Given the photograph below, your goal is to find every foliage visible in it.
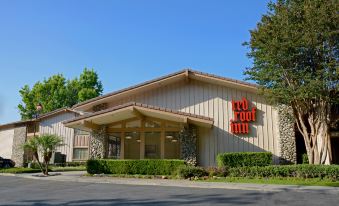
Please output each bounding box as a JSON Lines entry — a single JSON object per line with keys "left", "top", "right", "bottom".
{"left": 228, "top": 165, "right": 339, "bottom": 181}
{"left": 65, "top": 161, "right": 87, "bottom": 167}
{"left": 302, "top": 153, "right": 309, "bottom": 164}
{"left": 217, "top": 152, "right": 272, "bottom": 167}
{"left": 175, "top": 165, "right": 208, "bottom": 179}
{"left": 86, "top": 159, "right": 185, "bottom": 175}
{"left": 244, "top": 0, "right": 338, "bottom": 164}
{"left": 206, "top": 166, "right": 229, "bottom": 177}
{"left": 18, "top": 68, "right": 103, "bottom": 120}
{"left": 0, "top": 167, "right": 40, "bottom": 174}
{"left": 23, "top": 134, "right": 63, "bottom": 175}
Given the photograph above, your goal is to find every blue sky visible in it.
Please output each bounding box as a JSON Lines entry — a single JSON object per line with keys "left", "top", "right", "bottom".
{"left": 0, "top": 0, "right": 270, "bottom": 124}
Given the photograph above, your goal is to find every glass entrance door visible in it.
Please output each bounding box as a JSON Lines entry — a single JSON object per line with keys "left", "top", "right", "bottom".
{"left": 145, "top": 132, "right": 161, "bottom": 159}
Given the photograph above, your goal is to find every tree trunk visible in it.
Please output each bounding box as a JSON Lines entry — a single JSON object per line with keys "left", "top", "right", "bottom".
{"left": 316, "top": 121, "right": 332, "bottom": 164}
{"left": 33, "top": 152, "right": 45, "bottom": 175}
{"left": 293, "top": 101, "right": 332, "bottom": 165}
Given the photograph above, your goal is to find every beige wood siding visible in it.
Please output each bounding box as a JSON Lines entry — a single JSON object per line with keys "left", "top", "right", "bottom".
{"left": 39, "top": 112, "right": 76, "bottom": 162}
{"left": 89, "top": 79, "right": 281, "bottom": 166}
{"left": 0, "top": 128, "right": 15, "bottom": 159}
{"left": 74, "top": 135, "right": 89, "bottom": 147}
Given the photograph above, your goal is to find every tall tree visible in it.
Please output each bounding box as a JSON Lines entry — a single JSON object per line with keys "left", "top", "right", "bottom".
{"left": 78, "top": 68, "right": 103, "bottom": 102}
{"left": 18, "top": 68, "right": 103, "bottom": 119}
{"left": 244, "top": 0, "right": 338, "bottom": 164}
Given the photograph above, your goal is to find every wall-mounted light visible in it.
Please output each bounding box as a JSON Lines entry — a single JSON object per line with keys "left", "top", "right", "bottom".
{"left": 125, "top": 136, "right": 132, "bottom": 140}
{"left": 166, "top": 135, "right": 173, "bottom": 139}
{"left": 171, "top": 139, "right": 178, "bottom": 143}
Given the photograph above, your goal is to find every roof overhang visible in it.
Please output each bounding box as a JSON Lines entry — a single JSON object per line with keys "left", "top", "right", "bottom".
{"left": 72, "top": 69, "right": 258, "bottom": 111}
{"left": 64, "top": 102, "right": 213, "bottom": 132}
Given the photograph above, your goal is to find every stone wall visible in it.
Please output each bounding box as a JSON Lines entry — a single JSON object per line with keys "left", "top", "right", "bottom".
{"left": 179, "top": 125, "right": 197, "bottom": 166}
{"left": 277, "top": 105, "right": 297, "bottom": 164}
{"left": 11, "top": 126, "right": 27, "bottom": 167}
{"left": 89, "top": 126, "right": 107, "bottom": 159}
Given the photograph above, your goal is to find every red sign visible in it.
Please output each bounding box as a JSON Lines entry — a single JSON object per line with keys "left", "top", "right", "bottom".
{"left": 230, "top": 97, "right": 256, "bottom": 134}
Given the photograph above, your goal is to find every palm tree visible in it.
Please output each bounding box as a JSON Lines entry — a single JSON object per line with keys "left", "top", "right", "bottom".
{"left": 22, "top": 136, "right": 44, "bottom": 173}
{"left": 23, "top": 134, "right": 63, "bottom": 175}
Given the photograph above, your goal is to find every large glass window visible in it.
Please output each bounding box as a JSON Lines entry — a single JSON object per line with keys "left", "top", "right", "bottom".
{"left": 164, "top": 132, "right": 180, "bottom": 159}
{"left": 145, "top": 120, "right": 161, "bottom": 128}
{"left": 107, "top": 133, "right": 121, "bottom": 159}
{"left": 145, "top": 132, "right": 161, "bottom": 159}
{"left": 73, "top": 148, "right": 88, "bottom": 160}
{"left": 126, "top": 120, "right": 141, "bottom": 128}
{"left": 124, "top": 132, "right": 140, "bottom": 159}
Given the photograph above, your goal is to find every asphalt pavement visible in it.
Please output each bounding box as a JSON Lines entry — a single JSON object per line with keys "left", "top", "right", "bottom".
{"left": 0, "top": 174, "right": 338, "bottom": 206}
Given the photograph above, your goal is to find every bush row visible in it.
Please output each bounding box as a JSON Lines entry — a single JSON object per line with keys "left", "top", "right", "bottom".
{"left": 217, "top": 152, "right": 272, "bottom": 167}
{"left": 87, "top": 159, "right": 185, "bottom": 175}
{"left": 228, "top": 165, "right": 339, "bottom": 180}
{"left": 175, "top": 164, "right": 339, "bottom": 180}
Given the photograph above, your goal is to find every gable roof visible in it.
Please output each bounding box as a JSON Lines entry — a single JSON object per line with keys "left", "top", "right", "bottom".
{"left": 0, "top": 107, "right": 79, "bottom": 130}
{"left": 64, "top": 102, "right": 214, "bottom": 130}
{"left": 72, "top": 69, "right": 258, "bottom": 111}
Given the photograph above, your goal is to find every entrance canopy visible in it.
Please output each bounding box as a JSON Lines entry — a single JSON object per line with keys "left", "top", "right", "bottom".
{"left": 63, "top": 102, "right": 213, "bottom": 132}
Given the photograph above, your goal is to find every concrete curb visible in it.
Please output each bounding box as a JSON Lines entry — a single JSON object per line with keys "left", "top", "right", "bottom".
{"left": 1, "top": 172, "right": 338, "bottom": 193}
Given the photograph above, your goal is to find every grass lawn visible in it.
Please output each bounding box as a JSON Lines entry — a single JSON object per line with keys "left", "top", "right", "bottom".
{"left": 50, "top": 166, "right": 86, "bottom": 172}
{"left": 201, "top": 177, "right": 339, "bottom": 187}
{"left": 0, "top": 166, "right": 86, "bottom": 174}
{"left": 0, "top": 167, "right": 40, "bottom": 173}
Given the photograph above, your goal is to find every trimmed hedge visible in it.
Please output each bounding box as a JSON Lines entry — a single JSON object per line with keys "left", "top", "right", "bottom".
{"left": 228, "top": 165, "right": 339, "bottom": 181}
{"left": 217, "top": 152, "right": 272, "bottom": 167}
{"left": 87, "top": 159, "right": 185, "bottom": 175}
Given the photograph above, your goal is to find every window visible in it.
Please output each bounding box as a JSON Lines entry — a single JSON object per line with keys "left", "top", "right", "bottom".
{"left": 164, "top": 132, "right": 180, "bottom": 159}
{"left": 145, "top": 132, "right": 161, "bottom": 159}
{"left": 73, "top": 148, "right": 88, "bottom": 160}
{"left": 124, "top": 132, "right": 140, "bottom": 159}
{"left": 75, "top": 129, "right": 89, "bottom": 135}
{"left": 145, "top": 120, "right": 161, "bottom": 128}
{"left": 108, "top": 133, "right": 121, "bottom": 159}
{"left": 126, "top": 120, "right": 141, "bottom": 128}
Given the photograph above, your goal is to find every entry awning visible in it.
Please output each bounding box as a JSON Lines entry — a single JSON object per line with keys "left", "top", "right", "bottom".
{"left": 64, "top": 102, "right": 214, "bottom": 131}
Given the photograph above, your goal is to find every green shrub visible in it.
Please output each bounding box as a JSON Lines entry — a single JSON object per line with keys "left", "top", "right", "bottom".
{"left": 217, "top": 152, "right": 272, "bottom": 167}
{"left": 228, "top": 165, "right": 339, "bottom": 181}
{"left": 207, "top": 167, "right": 229, "bottom": 177}
{"left": 65, "top": 162, "right": 87, "bottom": 167}
{"left": 87, "top": 159, "right": 185, "bottom": 175}
{"left": 302, "top": 154, "right": 309, "bottom": 164}
{"left": 176, "top": 165, "right": 208, "bottom": 178}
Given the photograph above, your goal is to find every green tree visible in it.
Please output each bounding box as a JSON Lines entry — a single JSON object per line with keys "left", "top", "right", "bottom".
{"left": 18, "top": 68, "right": 103, "bottom": 119}
{"left": 244, "top": 0, "right": 338, "bottom": 164}
{"left": 23, "top": 134, "right": 63, "bottom": 175}
{"left": 78, "top": 68, "right": 103, "bottom": 102}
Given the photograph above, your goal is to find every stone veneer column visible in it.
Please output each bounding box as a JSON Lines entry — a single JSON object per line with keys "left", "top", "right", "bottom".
{"left": 277, "top": 105, "right": 297, "bottom": 164}
{"left": 11, "top": 125, "right": 27, "bottom": 167}
{"left": 179, "top": 125, "right": 197, "bottom": 166}
{"left": 89, "top": 126, "right": 108, "bottom": 159}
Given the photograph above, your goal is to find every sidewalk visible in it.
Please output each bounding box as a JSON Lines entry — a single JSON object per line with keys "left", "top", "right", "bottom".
{"left": 1, "top": 171, "right": 338, "bottom": 193}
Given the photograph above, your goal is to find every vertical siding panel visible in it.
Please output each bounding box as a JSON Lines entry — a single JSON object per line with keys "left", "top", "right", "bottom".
{"left": 175, "top": 83, "right": 181, "bottom": 111}
{"left": 217, "top": 86, "right": 224, "bottom": 154}
{"left": 212, "top": 84, "right": 218, "bottom": 165}
{"left": 222, "top": 87, "right": 229, "bottom": 153}
{"left": 259, "top": 97, "right": 265, "bottom": 151}
{"left": 261, "top": 99, "right": 269, "bottom": 151}
{"left": 252, "top": 95, "right": 260, "bottom": 152}
{"left": 267, "top": 105, "right": 274, "bottom": 154}
{"left": 227, "top": 87, "right": 234, "bottom": 152}
{"left": 189, "top": 82, "right": 195, "bottom": 114}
